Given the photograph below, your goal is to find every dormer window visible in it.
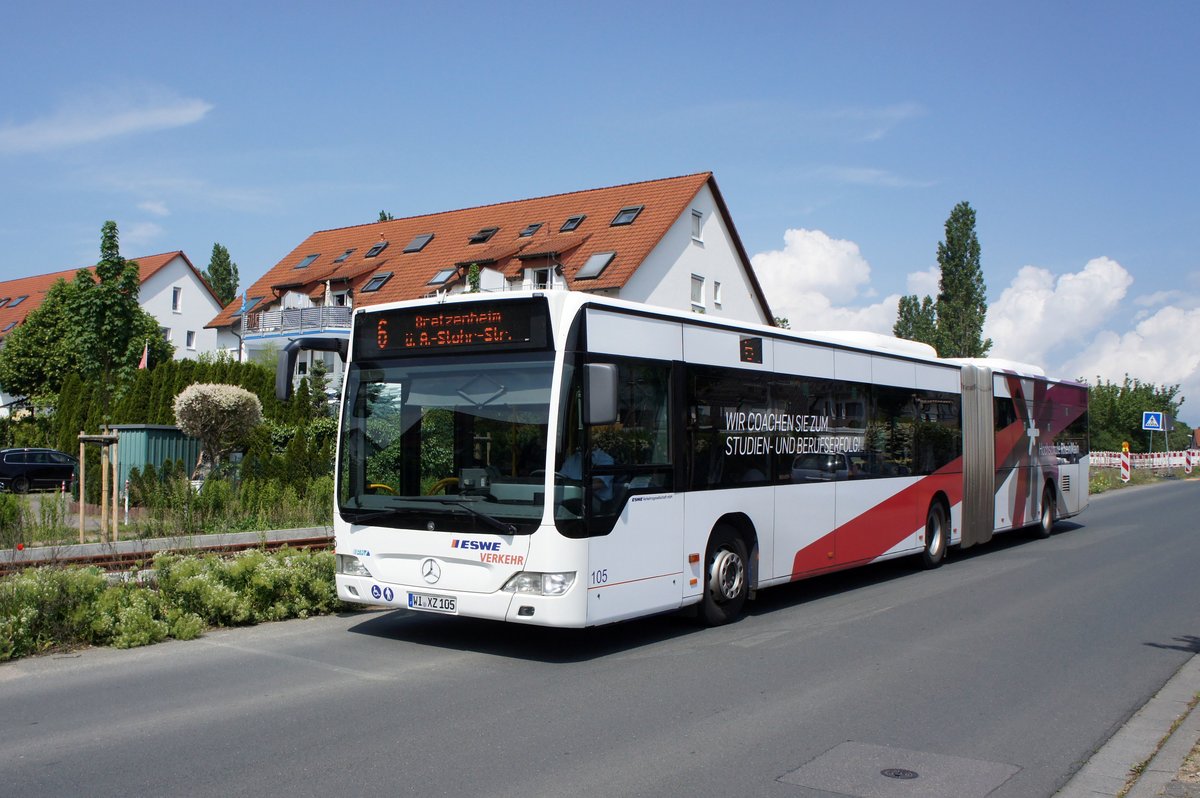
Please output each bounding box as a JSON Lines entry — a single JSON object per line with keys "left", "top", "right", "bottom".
{"left": 518, "top": 223, "right": 543, "bottom": 237}
{"left": 295, "top": 253, "right": 319, "bottom": 269}
{"left": 405, "top": 233, "right": 434, "bottom": 253}
{"left": 469, "top": 227, "right": 499, "bottom": 244}
{"left": 365, "top": 241, "right": 389, "bottom": 258}
{"left": 361, "top": 272, "right": 393, "bottom": 292}
{"left": 610, "top": 205, "right": 643, "bottom": 226}
{"left": 560, "top": 214, "right": 586, "bottom": 232}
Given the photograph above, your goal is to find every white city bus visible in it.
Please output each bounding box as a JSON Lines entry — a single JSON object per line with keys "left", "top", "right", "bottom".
{"left": 286, "top": 291, "right": 1088, "bottom": 627}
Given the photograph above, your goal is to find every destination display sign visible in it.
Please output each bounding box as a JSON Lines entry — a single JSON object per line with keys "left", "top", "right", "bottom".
{"left": 740, "top": 336, "right": 763, "bottom": 364}
{"left": 357, "top": 298, "right": 551, "bottom": 356}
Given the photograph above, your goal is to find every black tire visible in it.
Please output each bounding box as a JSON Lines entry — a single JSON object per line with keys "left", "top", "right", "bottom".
{"left": 12, "top": 475, "right": 29, "bottom": 494}
{"left": 700, "top": 524, "right": 749, "bottom": 626}
{"left": 1033, "top": 484, "right": 1055, "bottom": 539}
{"left": 921, "top": 501, "right": 947, "bottom": 569}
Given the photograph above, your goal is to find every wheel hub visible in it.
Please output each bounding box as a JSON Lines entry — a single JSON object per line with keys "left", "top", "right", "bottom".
{"left": 709, "top": 548, "right": 745, "bottom": 602}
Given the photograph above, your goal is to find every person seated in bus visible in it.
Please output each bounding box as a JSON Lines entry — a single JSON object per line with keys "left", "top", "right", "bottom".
{"left": 560, "top": 446, "right": 615, "bottom": 502}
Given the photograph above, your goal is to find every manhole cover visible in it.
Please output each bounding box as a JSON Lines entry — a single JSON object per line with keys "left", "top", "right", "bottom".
{"left": 779, "top": 742, "right": 1020, "bottom": 798}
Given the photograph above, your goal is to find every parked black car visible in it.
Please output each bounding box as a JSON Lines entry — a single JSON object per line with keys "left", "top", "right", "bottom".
{"left": 0, "top": 448, "right": 78, "bottom": 493}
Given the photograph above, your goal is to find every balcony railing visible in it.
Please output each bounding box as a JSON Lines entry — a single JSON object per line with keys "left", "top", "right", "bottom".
{"left": 241, "top": 305, "right": 352, "bottom": 337}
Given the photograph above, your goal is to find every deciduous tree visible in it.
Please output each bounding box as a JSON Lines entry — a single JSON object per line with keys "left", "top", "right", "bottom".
{"left": 893, "top": 294, "right": 937, "bottom": 347}
{"left": 174, "top": 383, "right": 263, "bottom": 475}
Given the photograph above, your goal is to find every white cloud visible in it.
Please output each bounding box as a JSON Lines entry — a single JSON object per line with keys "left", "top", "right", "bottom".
{"left": 820, "top": 102, "right": 926, "bottom": 142}
{"left": 753, "top": 228, "right": 872, "bottom": 305}
{"left": 906, "top": 266, "right": 940, "bottom": 298}
{"left": 752, "top": 228, "right": 904, "bottom": 332}
{"left": 0, "top": 88, "right": 212, "bottom": 154}
{"left": 813, "top": 166, "right": 936, "bottom": 189}
{"left": 138, "top": 200, "right": 170, "bottom": 217}
{"left": 1062, "top": 305, "right": 1200, "bottom": 396}
{"left": 120, "top": 222, "right": 164, "bottom": 251}
{"left": 752, "top": 231, "right": 1200, "bottom": 420}
{"left": 984, "top": 256, "right": 1133, "bottom": 366}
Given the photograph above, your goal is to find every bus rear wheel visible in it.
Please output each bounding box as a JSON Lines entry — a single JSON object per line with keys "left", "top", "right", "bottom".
{"left": 700, "top": 525, "right": 748, "bottom": 626}
{"left": 921, "top": 502, "right": 947, "bottom": 569}
{"left": 1033, "top": 484, "right": 1056, "bottom": 539}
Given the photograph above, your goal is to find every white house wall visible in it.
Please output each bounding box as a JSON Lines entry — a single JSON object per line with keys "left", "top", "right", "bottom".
{"left": 138, "top": 255, "right": 224, "bottom": 359}
{"left": 618, "top": 183, "right": 770, "bottom": 325}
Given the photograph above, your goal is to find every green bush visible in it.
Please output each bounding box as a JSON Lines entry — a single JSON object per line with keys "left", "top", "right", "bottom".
{"left": 0, "top": 493, "right": 26, "bottom": 549}
{"left": 0, "top": 567, "right": 107, "bottom": 659}
{"left": 0, "top": 548, "right": 345, "bottom": 662}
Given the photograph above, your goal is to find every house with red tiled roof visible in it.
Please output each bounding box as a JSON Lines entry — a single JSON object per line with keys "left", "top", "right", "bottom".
{"left": 207, "top": 172, "right": 772, "bottom": 382}
{"left": 0, "top": 251, "right": 224, "bottom": 413}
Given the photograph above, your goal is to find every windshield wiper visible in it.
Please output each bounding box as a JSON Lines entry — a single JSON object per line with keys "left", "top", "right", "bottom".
{"left": 408, "top": 497, "right": 518, "bottom": 535}
{"left": 341, "top": 505, "right": 426, "bottom": 525}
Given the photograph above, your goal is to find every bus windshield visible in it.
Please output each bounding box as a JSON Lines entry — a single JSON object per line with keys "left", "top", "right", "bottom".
{"left": 338, "top": 352, "right": 554, "bottom": 534}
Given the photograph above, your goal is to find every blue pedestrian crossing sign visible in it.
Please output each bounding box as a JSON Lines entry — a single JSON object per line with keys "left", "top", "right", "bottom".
{"left": 1142, "top": 411, "right": 1164, "bottom": 431}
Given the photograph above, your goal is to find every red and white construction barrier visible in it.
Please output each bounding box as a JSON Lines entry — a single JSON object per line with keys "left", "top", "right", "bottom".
{"left": 1187, "top": 450, "right": 1194, "bottom": 475}
{"left": 1121, "top": 450, "right": 1130, "bottom": 482}
{"left": 1091, "top": 450, "right": 1200, "bottom": 470}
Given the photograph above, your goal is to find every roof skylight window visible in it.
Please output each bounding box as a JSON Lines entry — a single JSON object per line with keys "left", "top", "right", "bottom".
{"left": 575, "top": 251, "right": 615, "bottom": 280}
{"left": 232, "top": 297, "right": 263, "bottom": 317}
{"left": 427, "top": 268, "right": 457, "bottom": 285}
{"left": 610, "top": 206, "right": 643, "bottom": 226}
{"left": 0, "top": 298, "right": 9, "bottom": 308}
{"left": 560, "top": 214, "right": 586, "bottom": 232}
{"left": 2, "top": 321, "right": 16, "bottom": 332}
{"left": 295, "top": 254, "right": 319, "bottom": 270}
{"left": 518, "top": 223, "right": 543, "bottom": 238}
{"left": 405, "top": 233, "right": 435, "bottom": 253}
{"left": 361, "top": 272, "right": 393, "bottom": 293}
{"left": 365, "top": 241, "right": 389, "bottom": 258}
{"left": 468, "top": 227, "right": 499, "bottom": 244}
{"left": 333, "top": 249, "right": 356, "bottom": 263}
{"left": 8, "top": 295, "right": 27, "bottom": 308}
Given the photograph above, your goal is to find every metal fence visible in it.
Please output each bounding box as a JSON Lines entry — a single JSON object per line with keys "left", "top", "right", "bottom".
{"left": 242, "top": 305, "right": 352, "bottom": 335}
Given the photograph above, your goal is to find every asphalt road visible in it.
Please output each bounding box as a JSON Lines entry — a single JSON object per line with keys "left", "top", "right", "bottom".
{"left": 2, "top": 480, "right": 1198, "bottom": 798}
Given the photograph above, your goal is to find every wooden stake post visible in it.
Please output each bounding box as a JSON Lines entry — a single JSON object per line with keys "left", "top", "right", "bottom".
{"left": 77, "top": 431, "right": 120, "bottom": 544}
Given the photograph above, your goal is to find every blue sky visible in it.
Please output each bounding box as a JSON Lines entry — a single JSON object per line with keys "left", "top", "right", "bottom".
{"left": 2, "top": 2, "right": 1199, "bottom": 422}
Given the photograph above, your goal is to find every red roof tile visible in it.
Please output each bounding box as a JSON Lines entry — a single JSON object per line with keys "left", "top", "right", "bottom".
{"left": 0, "top": 252, "right": 213, "bottom": 343}
{"left": 207, "top": 172, "right": 772, "bottom": 328}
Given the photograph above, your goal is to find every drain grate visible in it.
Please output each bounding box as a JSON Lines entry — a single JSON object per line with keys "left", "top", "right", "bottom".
{"left": 880, "top": 768, "right": 919, "bottom": 780}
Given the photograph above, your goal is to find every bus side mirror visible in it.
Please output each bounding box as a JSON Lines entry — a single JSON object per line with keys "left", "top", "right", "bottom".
{"left": 583, "top": 363, "right": 618, "bottom": 426}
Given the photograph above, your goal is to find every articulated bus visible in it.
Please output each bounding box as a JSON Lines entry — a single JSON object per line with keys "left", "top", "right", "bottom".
{"left": 284, "top": 291, "right": 1088, "bottom": 627}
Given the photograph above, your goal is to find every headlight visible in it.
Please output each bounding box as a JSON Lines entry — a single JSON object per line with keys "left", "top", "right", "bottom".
{"left": 502, "top": 571, "right": 576, "bottom": 596}
{"left": 337, "top": 554, "right": 371, "bottom": 577}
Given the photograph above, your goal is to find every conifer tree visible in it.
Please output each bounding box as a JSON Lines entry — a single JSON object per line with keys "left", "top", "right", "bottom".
{"left": 934, "top": 202, "right": 991, "bottom": 357}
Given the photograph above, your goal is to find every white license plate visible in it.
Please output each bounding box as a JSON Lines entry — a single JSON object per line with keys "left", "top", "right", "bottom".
{"left": 408, "top": 592, "right": 457, "bottom": 614}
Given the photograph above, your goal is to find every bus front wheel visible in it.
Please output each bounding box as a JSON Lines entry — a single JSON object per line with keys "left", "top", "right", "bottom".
{"left": 700, "top": 525, "right": 748, "bottom": 625}
{"left": 921, "top": 502, "right": 947, "bottom": 569}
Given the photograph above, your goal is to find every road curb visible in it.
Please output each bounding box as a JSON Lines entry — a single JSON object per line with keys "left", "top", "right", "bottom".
{"left": 1057, "top": 654, "right": 1200, "bottom": 797}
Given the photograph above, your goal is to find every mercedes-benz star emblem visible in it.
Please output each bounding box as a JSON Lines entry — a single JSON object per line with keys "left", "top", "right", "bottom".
{"left": 421, "top": 558, "right": 442, "bottom": 584}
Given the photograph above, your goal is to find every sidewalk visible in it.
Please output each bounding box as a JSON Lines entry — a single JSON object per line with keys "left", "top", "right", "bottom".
{"left": 0, "top": 526, "right": 331, "bottom": 567}
{"left": 1058, "top": 654, "right": 1200, "bottom": 797}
